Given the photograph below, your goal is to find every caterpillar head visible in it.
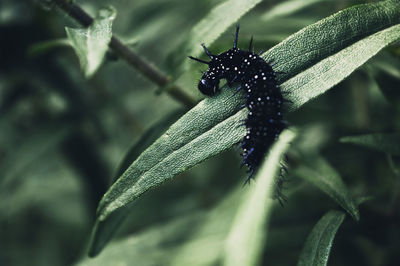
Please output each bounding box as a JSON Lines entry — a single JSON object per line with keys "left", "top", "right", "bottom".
{"left": 189, "top": 43, "right": 224, "bottom": 96}
{"left": 191, "top": 25, "right": 244, "bottom": 97}
{"left": 198, "top": 69, "right": 221, "bottom": 96}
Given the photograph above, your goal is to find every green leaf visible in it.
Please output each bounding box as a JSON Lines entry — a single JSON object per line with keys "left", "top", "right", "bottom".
{"left": 91, "top": 0, "right": 400, "bottom": 255}
{"left": 278, "top": 20, "right": 400, "bottom": 110}
{"left": 65, "top": 7, "right": 116, "bottom": 78}
{"left": 186, "top": 0, "right": 263, "bottom": 58}
{"left": 340, "top": 133, "right": 400, "bottom": 155}
{"left": 82, "top": 130, "right": 293, "bottom": 266}
{"left": 97, "top": 88, "right": 247, "bottom": 221}
{"left": 167, "top": 187, "right": 248, "bottom": 266}
{"left": 297, "top": 210, "right": 346, "bottom": 266}
{"left": 27, "top": 38, "right": 71, "bottom": 57}
{"left": 356, "top": 196, "right": 374, "bottom": 206}
{"left": 295, "top": 156, "right": 359, "bottom": 221}
{"left": 223, "top": 130, "right": 296, "bottom": 266}
{"left": 262, "top": 0, "right": 332, "bottom": 21}
{"left": 81, "top": 184, "right": 250, "bottom": 266}
{"left": 112, "top": 110, "right": 186, "bottom": 183}
{"left": 87, "top": 109, "right": 185, "bottom": 257}
{"left": 80, "top": 211, "right": 210, "bottom": 266}
{"left": 89, "top": 88, "right": 246, "bottom": 255}
{"left": 265, "top": 0, "right": 400, "bottom": 85}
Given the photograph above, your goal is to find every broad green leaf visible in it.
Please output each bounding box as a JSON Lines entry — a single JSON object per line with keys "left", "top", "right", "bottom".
{"left": 340, "top": 133, "right": 400, "bottom": 155}
{"left": 91, "top": 0, "right": 400, "bottom": 255}
{"left": 297, "top": 210, "right": 345, "bottom": 266}
{"left": 262, "top": 0, "right": 332, "bottom": 21}
{"left": 295, "top": 156, "right": 359, "bottom": 221}
{"left": 223, "top": 130, "right": 296, "bottom": 266}
{"left": 65, "top": 7, "right": 116, "bottom": 78}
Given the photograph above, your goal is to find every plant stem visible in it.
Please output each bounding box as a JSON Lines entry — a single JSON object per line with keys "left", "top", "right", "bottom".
{"left": 52, "top": 0, "right": 196, "bottom": 108}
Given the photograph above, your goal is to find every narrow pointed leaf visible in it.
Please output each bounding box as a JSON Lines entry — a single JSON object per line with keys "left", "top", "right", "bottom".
{"left": 223, "top": 130, "right": 296, "bottom": 266}
{"left": 262, "top": 0, "right": 331, "bottom": 21}
{"left": 265, "top": 0, "right": 400, "bottom": 83}
{"left": 281, "top": 23, "right": 400, "bottom": 110}
{"left": 340, "top": 133, "right": 400, "bottom": 155}
{"left": 187, "top": 0, "right": 264, "bottom": 58}
{"left": 297, "top": 210, "right": 346, "bottom": 266}
{"left": 295, "top": 156, "right": 359, "bottom": 221}
{"left": 112, "top": 110, "right": 186, "bottom": 183}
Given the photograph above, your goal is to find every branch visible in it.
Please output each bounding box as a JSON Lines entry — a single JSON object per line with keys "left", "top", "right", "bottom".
{"left": 52, "top": 0, "right": 196, "bottom": 108}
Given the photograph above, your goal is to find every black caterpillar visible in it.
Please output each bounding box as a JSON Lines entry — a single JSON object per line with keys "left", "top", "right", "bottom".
{"left": 190, "top": 25, "right": 286, "bottom": 186}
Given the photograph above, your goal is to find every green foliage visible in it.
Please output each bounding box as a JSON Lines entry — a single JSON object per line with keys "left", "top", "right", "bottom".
{"left": 294, "top": 156, "right": 360, "bottom": 221}
{"left": 88, "top": 109, "right": 185, "bottom": 256}
{"left": 66, "top": 7, "right": 116, "bottom": 77}
{"left": 340, "top": 133, "right": 400, "bottom": 155}
{"left": 96, "top": 89, "right": 246, "bottom": 221}
{"left": 81, "top": 130, "right": 295, "bottom": 266}
{"left": 91, "top": 0, "right": 400, "bottom": 257}
{"left": 282, "top": 23, "right": 400, "bottom": 110}
{"left": 2, "top": 0, "right": 400, "bottom": 266}
{"left": 186, "top": 0, "right": 264, "bottom": 58}
{"left": 262, "top": 0, "right": 332, "bottom": 21}
{"left": 297, "top": 210, "right": 346, "bottom": 266}
{"left": 223, "top": 130, "right": 296, "bottom": 266}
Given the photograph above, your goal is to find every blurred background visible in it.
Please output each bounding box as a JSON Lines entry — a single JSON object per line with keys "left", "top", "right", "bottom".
{"left": 1, "top": 0, "right": 400, "bottom": 265}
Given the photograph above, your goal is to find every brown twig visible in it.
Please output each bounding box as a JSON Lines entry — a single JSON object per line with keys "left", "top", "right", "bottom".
{"left": 52, "top": 0, "right": 196, "bottom": 108}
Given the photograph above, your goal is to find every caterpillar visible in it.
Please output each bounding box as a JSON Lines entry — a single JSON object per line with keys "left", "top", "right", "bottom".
{"left": 190, "top": 25, "right": 287, "bottom": 189}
